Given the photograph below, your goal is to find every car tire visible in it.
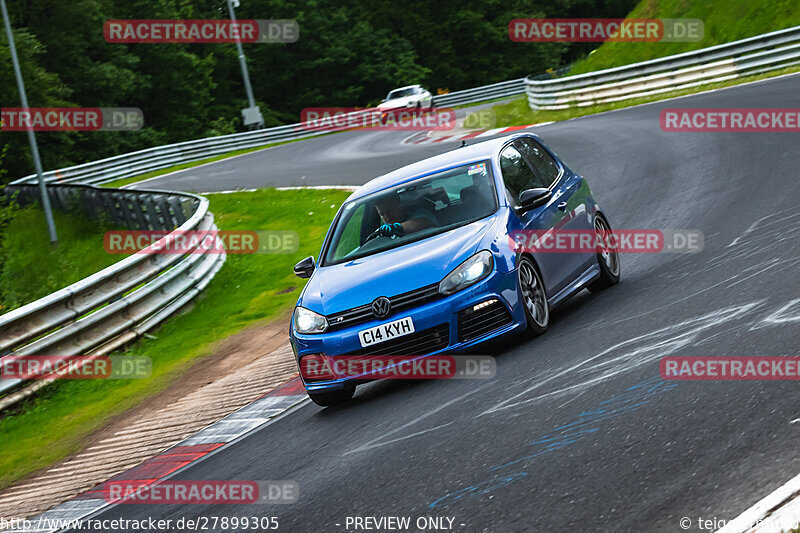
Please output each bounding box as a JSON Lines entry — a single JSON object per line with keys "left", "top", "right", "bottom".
{"left": 517, "top": 256, "right": 549, "bottom": 336}
{"left": 308, "top": 387, "right": 354, "bottom": 407}
{"left": 587, "top": 213, "right": 621, "bottom": 293}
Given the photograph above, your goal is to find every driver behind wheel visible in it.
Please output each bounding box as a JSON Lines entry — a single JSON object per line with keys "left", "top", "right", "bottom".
{"left": 374, "top": 195, "right": 436, "bottom": 238}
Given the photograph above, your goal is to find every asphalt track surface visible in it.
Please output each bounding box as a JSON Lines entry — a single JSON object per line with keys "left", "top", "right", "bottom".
{"left": 128, "top": 103, "right": 512, "bottom": 192}
{"left": 82, "top": 74, "right": 800, "bottom": 532}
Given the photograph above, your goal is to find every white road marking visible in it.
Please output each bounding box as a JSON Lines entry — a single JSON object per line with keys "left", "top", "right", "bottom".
{"left": 274, "top": 185, "right": 358, "bottom": 190}
{"left": 753, "top": 297, "right": 800, "bottom": 328}
{"left": 199, "top": 188, "right": 258, "bottom": 194}
{"left": 474, "top": 127, "right": 508, "bottom": 138}
{"left": 480, "top": 302, "right": 762, "bottom": 416}
{"left": 716, "top": 472, "right": 800, "bottom": 533}
{"left": 727, "top": 207, "right": 800, "bottom": 247}
{"left": 343, "top": 384, "right": 491, "bottom": 455}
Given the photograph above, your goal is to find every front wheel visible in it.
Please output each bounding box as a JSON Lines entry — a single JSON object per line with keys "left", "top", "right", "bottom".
{"left": 518, "top": 256, "right": 549, "bottom": 337}
{"left": 587, "top": 214, "right": 621, "bottom": 292}
{"left": 307, "top": 387, "right": 354, "bottom": 407}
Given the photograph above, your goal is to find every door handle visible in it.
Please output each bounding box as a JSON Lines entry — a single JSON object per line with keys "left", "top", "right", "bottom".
{"left": 557, "top": 201, "right": 568, "bottom": 211}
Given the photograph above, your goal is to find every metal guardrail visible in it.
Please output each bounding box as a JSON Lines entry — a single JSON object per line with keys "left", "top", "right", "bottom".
{"left": 431, "top": 78, "right": 526, "bottom": 107}
{"left": 525, "top": 25, "right": 800, "bottom": 109}
{"left": 0, "top": 184, "right": 226, "bottom": 408}
{"left": 429, "top": 67, "right": 570, "bottom": 108}
{"left": 10, "top": 124, "right": 333, "bottom": 187}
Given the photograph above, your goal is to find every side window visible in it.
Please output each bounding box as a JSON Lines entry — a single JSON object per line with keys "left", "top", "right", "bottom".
{"left": 518, "top": 138, "right": 560, "bottom": 186}
{"left": 499, "top": 145, "right": 547, "bottom": 206}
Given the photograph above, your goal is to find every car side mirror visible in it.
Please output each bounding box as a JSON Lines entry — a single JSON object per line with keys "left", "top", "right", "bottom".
{"left": 518, "top": 188, "right": 552, "bottom": 212}
{"left": 293, "top": 256, "right": 315, "bottom": 278}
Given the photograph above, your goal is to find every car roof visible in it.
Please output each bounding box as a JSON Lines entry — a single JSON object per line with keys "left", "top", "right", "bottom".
{"left": 348, "top": 132, "right": 535, "bottom": 200}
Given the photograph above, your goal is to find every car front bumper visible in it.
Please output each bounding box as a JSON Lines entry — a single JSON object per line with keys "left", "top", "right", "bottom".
{"left": 290, "top": 269, "right": 526, "bottom": 393}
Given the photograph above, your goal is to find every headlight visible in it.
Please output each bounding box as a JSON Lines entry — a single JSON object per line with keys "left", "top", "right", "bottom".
{"left": 293, "top": 306, "right": 328, "bottom": 334}
{"left": 438, "top": 251, "right": 494, "bottom": 295}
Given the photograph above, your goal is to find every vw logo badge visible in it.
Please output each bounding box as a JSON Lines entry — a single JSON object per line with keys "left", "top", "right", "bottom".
{"left": 371, "top": 296, "right": 391, "bottom": 318}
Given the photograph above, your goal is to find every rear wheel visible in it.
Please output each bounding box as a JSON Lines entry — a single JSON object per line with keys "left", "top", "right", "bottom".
{"left": 307, "top": 386, "right": 354, "bottom": 407}
{"left": 518, "top": 256, "right": 549, "bottom": 336}
{"left": 588, "top": 214, "right": 620, "bottom": 292}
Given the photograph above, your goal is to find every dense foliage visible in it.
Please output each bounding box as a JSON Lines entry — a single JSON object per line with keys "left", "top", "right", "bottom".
{"left": 0, "top": 0, "right": 636, "bottom": 181}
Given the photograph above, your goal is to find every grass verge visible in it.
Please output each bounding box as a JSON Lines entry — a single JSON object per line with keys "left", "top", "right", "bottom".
{"left": 0, "top": 206, "right": 126, "bottom": 314}
{"left": 491, "top": 65, "right": 800, "bottom": 128}
{"left": 569, "top": 0, "right": 800, "bottom": 75}
{"left": 0, "top": 187, "right": 351, "bottom": 490}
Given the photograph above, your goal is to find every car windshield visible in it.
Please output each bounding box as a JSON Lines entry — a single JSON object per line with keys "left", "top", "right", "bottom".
{"left": 323, "top": 161, "right": 498, "bottom": 266}
{"left": 387, "top": 87, "right": 417, "bottom": 99}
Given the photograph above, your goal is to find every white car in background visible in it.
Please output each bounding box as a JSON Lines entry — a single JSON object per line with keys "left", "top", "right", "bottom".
{"left": 377, "top": 85, "right": 434, "bottom": 111}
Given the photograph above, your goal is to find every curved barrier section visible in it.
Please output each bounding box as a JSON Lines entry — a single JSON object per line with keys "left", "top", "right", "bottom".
{"left": 525, "top": 25, "right": 800, "bottom": 109}
{"left": 0, "top": 184, "right": 226, "bottom": 409}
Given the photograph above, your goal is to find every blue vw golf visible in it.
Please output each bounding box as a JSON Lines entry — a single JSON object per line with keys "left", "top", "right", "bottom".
{"left": 290, "top": 133, "right": 620, "bottom": 406}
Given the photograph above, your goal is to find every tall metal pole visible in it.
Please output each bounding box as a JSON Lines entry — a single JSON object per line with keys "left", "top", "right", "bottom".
{"left": 226, "top": 0, "right": 263, "bottom": 128}
{"left": 1, "top": 0, "right": 57, "bottom": 244}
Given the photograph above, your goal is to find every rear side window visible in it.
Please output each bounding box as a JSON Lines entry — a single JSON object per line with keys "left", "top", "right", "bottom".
{"left": 499, "top": 144, "right": 547, "bottom": 206}
{"left": 517, "top": 138, "right": 560, "bottom": 186}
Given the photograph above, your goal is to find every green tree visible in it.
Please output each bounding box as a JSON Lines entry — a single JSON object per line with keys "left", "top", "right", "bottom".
{"left": 1, "top": 0, "right": 641, "bottom": 182}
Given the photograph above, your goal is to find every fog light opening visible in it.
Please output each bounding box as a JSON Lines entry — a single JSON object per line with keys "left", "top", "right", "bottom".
{"left": 472, "top": 298, "right": 499, "bottom": 312}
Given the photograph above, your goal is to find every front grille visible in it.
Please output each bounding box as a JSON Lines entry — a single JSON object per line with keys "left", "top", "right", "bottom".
{"left": 457, "top": 299, "right": 513, "bottom": 342}
{"left": 346, "top": 324, "right": 450, "bottom": 357}
{"left": 326, "top": 283, "right": 441, "bottom": 331}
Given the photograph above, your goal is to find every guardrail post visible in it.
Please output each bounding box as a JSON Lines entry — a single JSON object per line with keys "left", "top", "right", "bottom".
{"left": 168, "top": 197, "right": 186, "bottom": 226}
{"left": 112, "top": 192, "right": 136, "bottom": 228}
{"left": 102, "top": 191, "right": 126, "bottom": 227}
{"left": 154, "top": 195, "right": 173, "bottom": 228}
{"left": 140, "top": 195, "right": 160, "bottom": 230}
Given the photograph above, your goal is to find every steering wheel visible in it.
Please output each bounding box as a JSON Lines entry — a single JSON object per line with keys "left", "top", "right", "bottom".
{"left": 365, "top": 227, "right": 383, "bottom": 243}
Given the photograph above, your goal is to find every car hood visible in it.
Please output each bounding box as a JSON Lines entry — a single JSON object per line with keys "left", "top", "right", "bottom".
{"left": 300, "top": 216, "right": 498, "bottom": 315}
{"left": 377, "top": 96, "right": 417, "bottom": 110}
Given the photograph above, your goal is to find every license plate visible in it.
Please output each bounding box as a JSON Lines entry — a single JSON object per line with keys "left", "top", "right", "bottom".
{"left": 358, "top": 317, "right": 415, "bottom": 348}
